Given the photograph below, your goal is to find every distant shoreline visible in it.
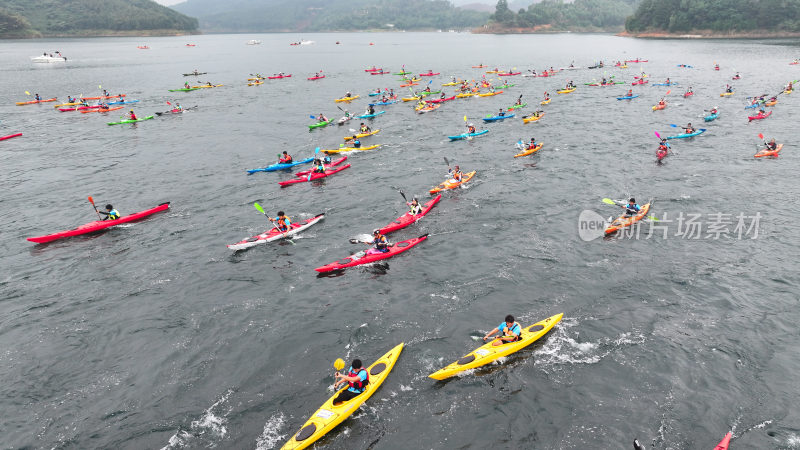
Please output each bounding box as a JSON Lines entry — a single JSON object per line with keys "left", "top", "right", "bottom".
{"left": 0, "top": 29, "right": 200, "bottom": 39}
{"left": 618, "top": 30, "right": 800, "bottom": 39}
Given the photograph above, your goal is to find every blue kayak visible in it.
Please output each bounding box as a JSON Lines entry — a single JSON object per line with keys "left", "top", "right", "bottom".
{"left": 666, "top": 128, "right": 706, "bottom": 139}
{"left": 652, "top": 82, "right": 679, "bottom": 86}
{"left": 247, "top": 157, "right": 314, "bottom": 174}
{"left": 616, "top": 94, "right": 640, "bottom": 100}
{"left": 744, "top": 101, "right": 763, "bottom": 109}
{"left": 108, "top": 99, "right": 139, "bottom": 105}
{"left": 482, "top": 113, "right": 515, "bottom": 122}
{"left": 704, "top": 112, "right": 719, "bottom": 122}
{"left": 368, "top": 92, "right": 382, "bottom": 97}
{"left": 369, "top": 100, "right": 398, "bottom": 106}
{"left": 676, "top": 64, "right": 694, "bottom": 68}
{"left": 356, "top": 111, "right": 386, "bottom": 119}
{"left": 448, "top": 129, "right": 489, "bottom": 140}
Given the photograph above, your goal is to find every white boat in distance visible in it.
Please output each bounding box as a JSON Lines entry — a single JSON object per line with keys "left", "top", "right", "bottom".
{"left": 246, "top": 40, "right": 262, "bottom": 45}
{"left": 31, "top": 52, "right": 67, "bottom": 63}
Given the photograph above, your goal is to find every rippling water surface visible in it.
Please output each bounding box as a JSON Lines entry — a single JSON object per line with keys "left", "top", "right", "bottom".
{"left": 1, "top": 32, "right": 799, "bottom": 449}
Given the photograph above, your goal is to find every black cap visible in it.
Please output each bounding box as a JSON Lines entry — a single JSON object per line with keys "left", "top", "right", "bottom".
{"left": 105, "top": 204, "right": 113, "bottom": 210}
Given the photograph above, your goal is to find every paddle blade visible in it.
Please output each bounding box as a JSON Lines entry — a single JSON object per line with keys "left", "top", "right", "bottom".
{"left": 399, "top": 190, "right": 407, "bottom": 201}
{"left": 309, "top": 115, "right": 315, "bottom": 119}
{"left": 602, "top": 198, "right": 617, "bottom": 205}
{"left": 88, "top": 196, "right": 95, "bottom": 205}
{"left": 315, "top": 146, "right": 320, "bottom": 154}
{"left": 666, "top": 90, "right": 671, "bottom": 95}
{"left": 334, "top": 358, "right": 345, "bottom": 371}
{"left": 444, "top": 157, "right": 449, "bottom": 166}
{"left": 253, "top": 202, "right": 265, "bottom": 214}
{"left": 98, "top": 85, "right": 102, "bottom": 89}
{"left": 25, "top": 91, "right": 30, "bottom": 95}
{"left": 758, "top": 133, "right": 764, "bottom": 139}
{"left": 654, "top": 131, "right": 661, "bottom": 139}
{"left": 463, "top": 115, "right": 467, "bottom": 122}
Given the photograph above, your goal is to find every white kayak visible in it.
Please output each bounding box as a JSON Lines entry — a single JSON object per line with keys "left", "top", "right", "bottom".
{"left": 227, "top": 213, "right": 324, "bottom": 250}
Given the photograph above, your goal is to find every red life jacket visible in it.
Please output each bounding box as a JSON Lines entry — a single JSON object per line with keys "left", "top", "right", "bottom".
{"left": 348, "top": 368, "right": 369, "bottom": 392}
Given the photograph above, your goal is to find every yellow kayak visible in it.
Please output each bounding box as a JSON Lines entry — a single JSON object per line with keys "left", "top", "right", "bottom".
{"left": 54, "top": 101, "right": 82, "bottom": 108}
{"left": 514, "top": 142, "right": 543, "bottom": 157}
{"left": 557, "top": 87, "right": 576, "bottom": 94}
{"left": 522, "top": 112, "right": 545, "bottom": 123}
{"left": 191, "top": 84, "right": 224, "bottom": 88}
{"left": 456, "top": 92, "right": 476, "bottom": 98}
{"left": 477, "top": 90, "right": 503, "bottom": 97}
{"left": 281, "top": 343, "right": 404, "bottom": 450}
{"left": 247, "top": 81, "right": 263, "bottom": 86}
{"left": 323, "top": 144, "right": 381, "bottom": 154}
{"left": 247, "top": 77, "right": 265, "bottom": 81}
{"left": 784, "top": 89, "right": 793, "bottom": 94}
{"left": 429, "top": 313, "right": 563, "bottom": 380}
{"left": 442, "top": 81, "right": 463, "bottom": 86}
{"left": 343, "top": 129, "right": 380, "bottom": 140}
{"left": 402, "top": 96, "right": 421, "bottom": 102}
{"left": 540, "top": 98, "right": 551, "bottom": 105}
{"left": 719, "top": 92, "right": 734, "bottom": 97}
{"left": 335, "top": 95, "right": 360, "bottom": 102}
{"left": 429, "top": 170, "right": 476, "bottom": 194}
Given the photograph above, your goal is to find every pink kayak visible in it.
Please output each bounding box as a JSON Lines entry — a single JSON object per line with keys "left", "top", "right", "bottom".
{"left": 227, "top": 213, "right": 325, "bottom": 250}
{"left": 419, "top": 72, "right": 440, "bottom": 76}
{"left": 748, "top": 111, "right": 772, "bottom": 121}
{"left": 294, "top": 156, "right": 347, "bottom": 176}
{"left": 307, "top": 75, "right": 325, "bottom": 80}
{"left": 425, "top": 96, "right": 456, "bottom": 104}
{"left": 379, "top": 195, "right": 441, "bottom": 234}
{"left": 27, "top": 202, "right": 170, "bottom": 244}
{"left": 279, "top": 164, "right": 350, "bottom": 187}
{"left": 315, "top": 234, "right": 428, "bottom": 272}
{"left": 713, "top": 432, "right": 731, "bottom": 450}
{"left": 268, "top": 74, "right": 292, "bottom": 79}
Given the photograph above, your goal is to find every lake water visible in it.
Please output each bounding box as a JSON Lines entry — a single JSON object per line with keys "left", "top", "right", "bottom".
{"left": 1, "top": 32, "right": 799, "bottom": 449}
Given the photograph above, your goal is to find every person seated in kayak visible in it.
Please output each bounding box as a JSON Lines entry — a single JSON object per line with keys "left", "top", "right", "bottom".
{"left": 423, "top": 86, "right": 431, "bottom": 93}
{"left": 664, "top": 78, "right": 671, "bottom": 85}
{"left": 657, "top": 139, "right": 670, "bottom": 158}
{"left": 175, "top": 103, "right": 182, "bottom": 111}
{"left": 786, "top": 81, "right": 793, "bottom": 91}
{"left": 184, "top": 82, "right": 191, "bottom": 89}
{"left": 601, "top": 77, "right": 608, "bottom": 85}
{"left": 626, "top": 89, "right": 633, "bottom": 97}
{"left": 34, "top": 94, "right": 41, "bottom": 101}
{"left": 685, "top": 87, "right": 693, "bottom": 95}
{"left": 344, "top": 91, "right": 352, "bottom": 99}
{"left": 278, "top": 151, "right": 293, "bottom": 164}
{"left": 725, "top": 84, "right": 733, "bottom": 93}
{"left": 128, "top": 110, "right": 137, "bottom": 120}
{"left": 352, "top": 138, "right": 361, "bottom": 148}
{"left": 369, "top": 229, "right": 390, "bottom": 253}
{"left": 765, "top": 138, "right": 778, "bottom": 151}
{"left": 359, "top": 123, "right": 371, "bottom": 133}
{"left": 99, "top": 103, "right": 109, "bottom": 111}
{"left": 733, "top": 72, "right": 740, "bottom": 79}
{"left": 483, "top": 314, "right": 522, "bottom": 346}
{"left": 312, "top": 159, "right": 325, "bottom": 174}
{"left": 99, "top": 204, "right": 120, "bottom": 221}
{"left": 440, "top": 92, "right": 446, "bottom": 99}
{"left": 322, "top": 155, "right": 332, "bottom": 165}
{"left": 515, "top": 97, "right": 523, "bottom": 105}
{"left": 67, "top": 96, "right": 75, "bottom": 103}
{"left": 318, "top": 113, "right": 328, "bottom": 122}
{"left": 658, "top": 98, "right": 666, "bottom": 106}
{"left": 408, "top": 198, "right": 422, "bottom": 215}
{"left": 623, "top": 198, "right": 641, "bottom": 217}
{"left": 366, "top": 105, "right": 375, "bottom": 115}
{"left": 683, "top": 123, "right": 695, "bottom": 134}
{"left": 527, "top": 137, "right": 538, "bottom": 150}
{"left": 768, "top": 95, "right": 777, "bottom": 103}
{"left": 102, "top": 89, "right": 109, "bottom": 97}
{"left": 497, "top": 108, "right": 506, "bottom": 117}
{"left": 373, "top": 87, "right": 381, "bottom": 94}
{"left": 714, "top": 64, "right": 720, "bottom": 70}
{"left": 380, "top": 95, "right": 389, "bottom": 103}
{"left": 271, "top": 211, "right": 292, "bottom": 232}
{"left": 709, "top": 106, "right": 718, "bottom": 115}
{"left": 543, "top": 91, "right": 550, "bottom": 100}
{"left": 388, "top": 88, "right": 395, "bottom": 97}
{"left": 333, "top": 358, "right": 368, "bottom": 406}
{"left": 758, "top": 107, "right": 767, "bottom": 115}
{"left": 449, "top": 165, "right": 463, "bottom": 182}
{"left": 467, "top": 123, "right": 476, "bottom": 134}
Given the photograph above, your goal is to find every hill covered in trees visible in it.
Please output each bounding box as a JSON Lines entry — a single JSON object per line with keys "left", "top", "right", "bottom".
{"left": 0, "top": 0, "right": 198, "bottom": 38}
{"left": 481, "top": 0, "right": 641, "bottom": 32}
{"left": 625, "top": 0, "right": 800, "bottom": 36}
{"left": 171, "top": 0, "right": 488, "bottom": 32}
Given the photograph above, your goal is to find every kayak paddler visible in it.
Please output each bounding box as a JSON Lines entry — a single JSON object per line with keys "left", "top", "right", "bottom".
{"left": 682, "top": 123, "right": 696, "bottom": 134}
{"left": 725, "top": 84, "right": 733, "bottom": 93}
{"left": 623, "top": 198, "right": 640, "bottom": 217}
{"left": 35, "top": 93, "right": 41, "bottom": 101}
{"left": 184, "top": 82, "right": 190, "bottom": 89}
{"left": 99, "top": 204, "right": 120, "bottom": 221}
{"left": 318, "top": 113, "right": 328, "bottom": 122}
{"left": 657, "top": 139, "right": 670, "bottom": 160}
{"left": 359, "top": 123, "right": 371, "bottom": 133}
{"left": 483, "top": 315, "right": 522, "bottom": 347}
{"left": 466, "top": 123, "right": 476, "bottom": 134}
{"left": 352, "top": 138, "right": 361, "bottom": 148}
{"left": 368, "top": 229, "right": 390, "bottom": 253}
{"left": 128, "top": 110, "right": 137, "bottom": 120}
{"left": 497, "top": 108, "right": 506, "bottom": 117}
{"left": 175, "top": 103, "right": 182, "bottom": 111}
{"left": 765, "top": 138, "right": 778, "bottom": 151}
{"left": 311, "top": 159, "right": 325, "bottom": 174}
{"left": 408, "top": 198, "right": 422, "bottom": 215}
{"left": 527, "top": 137, "right": 538, "bottom": 150}
{"left": 278, "top": 151, "right": 293, "bottom": 164}
{"left": 449, "top": 165, "right": 463, "bottom": 182}
{"left": 333, "top": 358, "right": 369, "bottom": 406}
{"left": 269, "top": 211, "right": 292, "bottom": 233}
{"left": 626, "top": 89, "right": 633, "bottom": 97}
{"left": 366, "top": 104, "right": 375, "bottom": 115}
{"left": 657, "top": 98, "right": 666, "bottom": 107}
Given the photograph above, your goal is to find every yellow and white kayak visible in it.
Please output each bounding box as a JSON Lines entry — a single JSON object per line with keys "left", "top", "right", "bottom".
{"left": 343, "top": 129, "right": 380, "bottom": 140}
{"left": 281, "top": 343, "right": 404, "bottom": 450}
{"left": 429, "top": 313, "right": 563, "bottom": 380}
{"left": 323, "top": 144, "right": 381, "bottom": 154}
{"left": 540, "top": 98, "right": 551, "bottom": 105}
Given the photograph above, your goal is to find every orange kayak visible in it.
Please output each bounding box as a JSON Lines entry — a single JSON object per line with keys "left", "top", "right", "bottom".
{"left": 652, "top": 103, "right": 666, "bottom": 111}
{"left": 605, "top": 203, "right": 651, "bottom": 235}
{"left": 754, "top": 143, "right": 782, "bottom": 158}
{"left": 16, "top": 97, "right": 57, "bottom": 105}
{"left": 429, "top": 171, "right": 476, "bottom": 194}
{"left": 79, "top": 106, "right": 124, "bottom": 114}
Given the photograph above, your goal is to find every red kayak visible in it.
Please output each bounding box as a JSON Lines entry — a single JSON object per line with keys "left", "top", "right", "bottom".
{"left": 656, "top": 149, "right": 668, "bottom": 161}
{"left": 425, "top": 96, "right": 456, "bottom": 104}
{"left": 683, "top": 91, "right": 694, "bottom": 98}
{"left": 1, "top": 132, "right": 22, "bottom": 141}
{"left": 498, "top": 72, "right": 521, "bottom": 76}
{"left": 748, "top": 111, "right": 772, "bottom": 122}
{"left": 379, "top": 195, "right": 441, "bottom": 234}
{"left": 364, "top": 68, "right": 381, "bottom": 72}
{"left": 713, "top": 432, "right": 731, "bottom": 450}
{"left": 294, "top": 156, "right": 347, "bottom": 176}
{"left": 27, "top": 202, "right": 170, "bottom": 244}
{"left": 268, "top": 74, "right": 292, "bottom": 79}
{"left": 307, "top": 75, "right": 325, "bottom": 80}
{"left": 419, "top": 72, "right": 440, "bottom": 76}
{"left": 227, "top": 213, "right": 325, "bottom": 250}
{"left": 315, "top": 234, "right": 428, "bottom": 272}
{"left": 279, "top": 164, "right": 350, "bottom": 187}
{"left": 632, "top": 79, "right": 649, "bottom": 85}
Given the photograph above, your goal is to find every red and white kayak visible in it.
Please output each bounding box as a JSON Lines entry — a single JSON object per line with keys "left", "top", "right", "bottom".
{"left": 425, "top": 96, "right": 456, "bottom": 104}
{"left": 713, "top": 432, "right": 731, "bottom": 450}
{"left": 1, "top": 132, "right": 22, "bottom": 141}
{"left": 379, "top": 195, "right": 441, "bottom": 234}
{"left": 27, "top": 202, "right": 170, "bottom": 244}
{"left": 279, "top": 164, "right": 350, "bottom": 187}
{"left": 294, "top": 156, "right": 347, "bottom": 176}
{"left": 315, "top": 234, "right": 428, "bottom": 272}
{"left": 227, "top": 213, "right": 325, "bottom": 250}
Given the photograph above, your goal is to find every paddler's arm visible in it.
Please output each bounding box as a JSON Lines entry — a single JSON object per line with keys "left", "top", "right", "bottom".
{"left": 483, "top": 327, "right": 500, "bottom": 341}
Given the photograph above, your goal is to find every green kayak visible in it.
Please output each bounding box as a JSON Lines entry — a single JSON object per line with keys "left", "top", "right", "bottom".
{"left": 107, "top": 116, "right": 154, "bottom": 125}
{"left": 420, "top": 90, "right": 441, "bottom": 97}
{"left": 309, "top": 120, "right": 331, "bottom": 130}
{"left": 168, "top": 88, "right": 199, "bottom": 92}
{"left": 393, "top": 71, "right": 412, "bottom": 75}
{"left": 508, "top": 102, "right": 527, "bottom": 110}
{"left": 497, "top": 84, "right": 516, "bottom": 89}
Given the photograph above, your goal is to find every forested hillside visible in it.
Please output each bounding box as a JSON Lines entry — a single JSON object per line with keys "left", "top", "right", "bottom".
{"left": 172, "top": 0, "right": 488, "bottom": 32}
{"left": 0, "top": 0, "right": 198, "bottom": 38}
{"left": 625, "top": 0, "right": 800, "bottom": 34}
{"left": 485, "top": 0, "right": 641, "bottom": 32}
